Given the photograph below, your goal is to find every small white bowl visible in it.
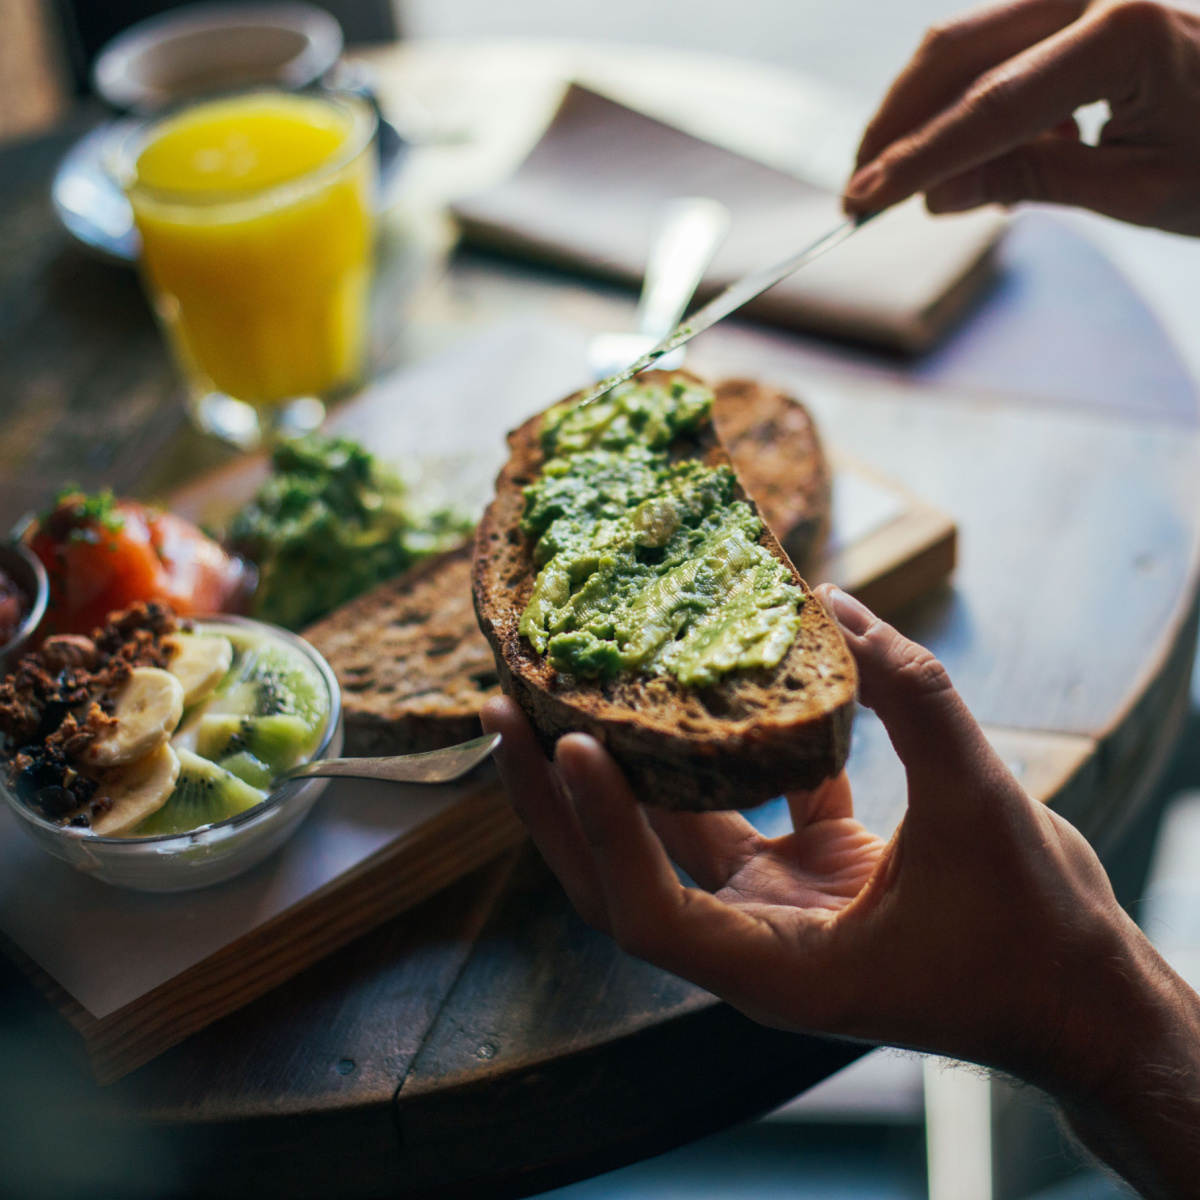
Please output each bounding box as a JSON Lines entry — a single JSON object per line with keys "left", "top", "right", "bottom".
{"left": 93, "top": 2, "right": 344, "bottom": 113}
{"left": 1, "top": 616, "right": 343, "bottom": 892}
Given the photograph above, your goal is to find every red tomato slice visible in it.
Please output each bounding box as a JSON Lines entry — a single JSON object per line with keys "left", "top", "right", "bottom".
{"left": 28, "top": 498, "right": 246, "bottom": 636}
{"left": 150, "top": 511, "right": 247, "bottom": 616}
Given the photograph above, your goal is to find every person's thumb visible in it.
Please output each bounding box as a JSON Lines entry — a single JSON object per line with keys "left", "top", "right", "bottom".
{"left": 815, "top": 585, "right": 1007, "bottom": 808}
{"left": 925, "top": 137, "right": 1161, "bottom": 224}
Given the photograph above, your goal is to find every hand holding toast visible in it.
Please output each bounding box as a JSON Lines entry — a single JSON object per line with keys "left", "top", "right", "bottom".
{"left": 843, "top": 0, "right": 1200, "bottom": 235}
{"left": 483, "top": 584, "right": 1200, "bottom": 1197}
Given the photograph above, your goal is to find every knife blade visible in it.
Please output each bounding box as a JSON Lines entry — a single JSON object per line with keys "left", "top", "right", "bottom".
{"left": 575, "top": 211, "right": 876, "bottom": 408}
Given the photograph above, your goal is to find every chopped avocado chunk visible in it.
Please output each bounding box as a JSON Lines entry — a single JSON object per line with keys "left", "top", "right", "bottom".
{"left": 519, "top": 379, "right": 804, "bottom": 685}
{"left": 547, "top": 630, "right": 623, "bottom": 677}
{"left": 229, "top": 434, "right": 471, "bottom": 630}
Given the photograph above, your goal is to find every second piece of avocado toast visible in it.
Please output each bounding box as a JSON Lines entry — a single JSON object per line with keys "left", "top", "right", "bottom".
{"left": 304, "top": 542, "right": 501, "bottom": 756}
{"left": 473, "top": 370, "right": 856, "bottom": 812}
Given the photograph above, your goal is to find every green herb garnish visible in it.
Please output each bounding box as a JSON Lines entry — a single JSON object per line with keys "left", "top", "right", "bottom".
{"left": 42, "top": 487, "right": 125, "bottom": 544}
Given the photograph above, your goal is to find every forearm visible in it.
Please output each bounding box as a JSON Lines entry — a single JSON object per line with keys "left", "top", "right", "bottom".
{"left": 1052, "top": 937, "right": 1200, "bottom": 1198}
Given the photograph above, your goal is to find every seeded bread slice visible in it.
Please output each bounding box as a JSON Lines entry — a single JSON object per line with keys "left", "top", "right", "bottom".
{"left": 303, "top": 543, "right": 500, "bottom": 756}
{"left": 473, "top": 371, "right": 856, "bottom": 812}
{"left": 715, "top": 378, "right": 831, "bottom": 574}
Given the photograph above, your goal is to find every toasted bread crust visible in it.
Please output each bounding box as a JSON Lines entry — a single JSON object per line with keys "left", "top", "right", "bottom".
{"left": 715, "top": 379, "right": 831, "bottom": 574}
{"left": 304, "top": 543, "right": 499, "bottom": 756}
{"left": 473, "top": 371, "right": 856, "bottom": 811}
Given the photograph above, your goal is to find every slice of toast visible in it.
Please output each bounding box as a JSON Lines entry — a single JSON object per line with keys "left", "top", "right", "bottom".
{"left": 473, "top": 371, "right": 856, "bottom": 812}
{"left": 303, "top": 543, "right": 501, "bottom": 756}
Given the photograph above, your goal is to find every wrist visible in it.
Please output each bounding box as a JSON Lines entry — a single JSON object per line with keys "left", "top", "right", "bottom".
{"left": 1041, "top": 920, "right": 1200, "bottom": 1197}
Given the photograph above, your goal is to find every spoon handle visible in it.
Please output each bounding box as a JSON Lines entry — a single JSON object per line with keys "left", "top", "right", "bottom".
{"left": 636, "top": 197, "right": 731, "bottom": 341}
{"left": 279, "top": 733, "right": 501, "bottom": 786}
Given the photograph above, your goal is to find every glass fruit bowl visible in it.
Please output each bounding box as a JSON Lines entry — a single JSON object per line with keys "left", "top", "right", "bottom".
{"left": 1, "top": 616, "right": 342, "bottom": 892}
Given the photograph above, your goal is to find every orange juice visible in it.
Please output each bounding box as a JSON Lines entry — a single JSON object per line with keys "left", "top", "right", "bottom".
{"left": 127, "top": 92, "right": 375, "bottom": 410}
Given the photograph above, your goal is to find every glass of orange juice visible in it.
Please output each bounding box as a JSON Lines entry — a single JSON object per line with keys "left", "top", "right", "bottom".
{"left": 122, "top": 90, "right": 377, "bottom": 448}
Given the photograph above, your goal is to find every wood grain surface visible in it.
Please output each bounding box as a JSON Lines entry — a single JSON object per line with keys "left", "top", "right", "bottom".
{"left": 15, "top": 776, "right": 527, "bottom": 1085}
{"left": 1, "top": 93, "right": 1199, "bottom": 1198}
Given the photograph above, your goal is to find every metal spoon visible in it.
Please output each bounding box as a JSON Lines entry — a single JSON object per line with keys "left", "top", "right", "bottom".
{"left": 276, "top": 733, "right": 501, "bottom": 787}
{"left": 586, "top": 196, "right": 730, "bottom": 380}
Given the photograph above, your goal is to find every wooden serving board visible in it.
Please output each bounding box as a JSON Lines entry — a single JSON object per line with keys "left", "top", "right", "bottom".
{"left": 817, "top": 451, "right": 956, "bottom": 616}
{"left": 0, "top": 773, "right": 526, "bottom": 1084}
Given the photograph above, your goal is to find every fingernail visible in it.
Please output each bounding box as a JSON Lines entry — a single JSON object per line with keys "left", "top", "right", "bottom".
{"left": 845, "top": 159, "right": 885, "bottom": 200}
{"left": 554, "top": 735, "right": 593, "bottom": 799}
{"left": 825, "top": 586, "right": 875, "bottom": 636}
{"left": 479, "top": 698, "right": 501, "bottom": 734}
{"left": 554, "top": 733, "right": 589, "bottom": 772}
{"left": 478, "top": 698, "right": 511, "bottom": 763}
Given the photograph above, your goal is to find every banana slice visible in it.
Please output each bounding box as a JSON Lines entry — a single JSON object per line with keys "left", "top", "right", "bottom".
{"left": 83, "top": 667, "right": 185, "bottom": 768}
{"left": 165, "top": 633, "right": 234, "bottom": 706}
{"left": 90, "top": 742, "right": 181, "bottom": 837}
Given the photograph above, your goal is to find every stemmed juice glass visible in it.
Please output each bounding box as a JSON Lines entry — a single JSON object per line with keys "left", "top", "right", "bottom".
{"left": 122, "top": 90, "right": 377, "bottom": 448}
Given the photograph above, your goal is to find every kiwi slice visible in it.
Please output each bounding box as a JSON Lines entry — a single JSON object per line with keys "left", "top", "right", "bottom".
{"left": 207, "top": 637, "right": 327, "bottom": 732}
{"left": 134, "top": 749, "right": 266, "bottom": 836}
{"left": 219, "top": 750, "right": 275, "bottom": 790}
{"left": 253, "top": 646, "right": 325, "bottom": 725}
{"left": 196, "top": 713, "right": 314, "bottom": 773}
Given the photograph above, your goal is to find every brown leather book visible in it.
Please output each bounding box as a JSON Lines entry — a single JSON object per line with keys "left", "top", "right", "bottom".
{"left": 454, "top": 85, "right": 1006, "bottom": 353}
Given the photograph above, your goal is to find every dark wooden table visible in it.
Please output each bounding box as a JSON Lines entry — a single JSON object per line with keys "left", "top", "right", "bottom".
{"left": 1, "top": 108, "right": 1199, "bottom": 1199}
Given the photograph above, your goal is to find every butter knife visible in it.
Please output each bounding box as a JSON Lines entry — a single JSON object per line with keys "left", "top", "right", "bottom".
{"left": 576, "top": 211, "right": 876, "bottom": 408}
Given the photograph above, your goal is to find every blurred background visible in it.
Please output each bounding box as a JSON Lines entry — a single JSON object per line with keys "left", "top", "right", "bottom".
{"left": 9, "top": 0, "right": 1200, "bottom": 373}
{"left": 0, "top": 0, "right": 987, "bottom": 139}
{"left": 3, "top": 3, "right": 1199, "bottom": 1199}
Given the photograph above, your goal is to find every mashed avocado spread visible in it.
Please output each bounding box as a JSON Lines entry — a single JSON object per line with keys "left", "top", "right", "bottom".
{"left": 518, "top": 378, "right": 804, "bottom": 686}
{"left": 230, "top": 435, "right": 470, "bottom": 630}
